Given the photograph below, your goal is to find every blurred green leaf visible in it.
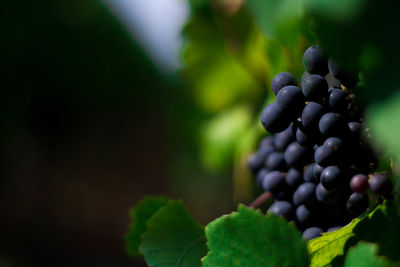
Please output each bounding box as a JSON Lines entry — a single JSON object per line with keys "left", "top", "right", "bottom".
{"left": 202, "top": 205, "right": 309, "bottom": 266}
{"left": 344, "top": 242, "right": 397, "bottom": 267}
{"left": 125, "top": 196, "right": 170, "bottom": 257}
{"left": 140, "top": 200, "right": 207, "bottom": 267}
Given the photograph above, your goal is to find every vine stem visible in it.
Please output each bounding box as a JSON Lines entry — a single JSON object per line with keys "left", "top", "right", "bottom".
{"left": 248, "top": 191, "right": 272, "bottom": 209}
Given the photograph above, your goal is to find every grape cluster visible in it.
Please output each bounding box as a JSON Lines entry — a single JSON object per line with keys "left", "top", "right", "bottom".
{"left": 248, "top": 45, "right": 393, "bottom": 240}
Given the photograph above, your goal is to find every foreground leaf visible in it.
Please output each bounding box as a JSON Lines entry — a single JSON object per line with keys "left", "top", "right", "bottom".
{"left": 139, "top": 200, "right": 207, "bottom": 267}
{"left": 344, "top": 242, "right": 397, "bottom": 267}
{"left": 202, "top": 204, "right": 309, "bottom": 267}
{"left": 125, "top": 196, "right": 170, "bottom": 257}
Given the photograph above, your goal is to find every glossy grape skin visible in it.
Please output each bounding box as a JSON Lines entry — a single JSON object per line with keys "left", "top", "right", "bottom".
{"left": 350, "top": 174, "right": 369, "bottom": 194}
{"left": 346, "top": 193, "right": 369, "bottom": 215}
{"left": 268, "top": 201, "right": 294, "bottom": 221}
{"left": 301, "top": 74, "right": 328, "bottom": 101}
{"left": 347, "top": 122, "right": 362, "bottom": 138}
{"left": 303, "top": 45, "right": 329, "bottom": 75}
{"left": 327, "top": 88, "right": 347, "bottom": 112}
{"left": 318, "top": 112, "right": 344, "bottom": 136}
{"left": 304, "top": 163, "right": 317, "bottom": 183}
{"left": 265, "top": 152, "right": 286, "bottom": 171}
{"left": 320, "top": 166, "right": 343, "bottom": 190}
{"left": 313, "top": 164, "right": 324, "bottom": 181}
{"left": 274, "top": 126, "right": 295, "bottom": 151}
{"left": 271, "top": 72, "right": 298, "bottom": 95}
{"left": 277, "top": 86, "right": 305, "bottom": 116}
{"left": 302, "top": 227, "right": 323, "bottom": 240}
{"left": 316, "top": 183, "right": 341, "bottom": 204}
{"left": 301, "top": 102, "right": 325, "bottom": 130}
{"left": 284, "top": 142, "right": 313, "bottom": 168}
{"left": 262, "top": 171, "right": 286, "bottom": 193}
{"left": 293, "top": 182, "right": 316, "bottom": 206}
{"left": 296, "top": 204, "right": 312, "bottom": 226}
{"left": 286, "top": 168, "right": 303, "bottom": 189}
{"left": 369, "top": 174, "right": 393, "bottom": 196}
{"left": 261, "top": 103, "right": 291, "bottom": 133}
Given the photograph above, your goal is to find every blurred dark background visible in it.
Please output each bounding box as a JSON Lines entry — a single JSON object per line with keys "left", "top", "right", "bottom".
{"left": 0, "top": 1, "right": 234, "bottom": 266}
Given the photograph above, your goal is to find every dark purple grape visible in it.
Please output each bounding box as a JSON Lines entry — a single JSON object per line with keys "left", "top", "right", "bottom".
{"left": 293, "top": 182, "right": 316, "bottom": 206}
{"left": 296, "top": 204, "right": 312, "bottom": 226}
{"left": 271, "top": 72, "right": 298, "bottom": 95}
{"left": 265, "top": 152, "right": 286, "bottom": 171}
{"left": 256, "top": 168, "right": 268, "bottom": 186}
{"left": 350, "top": 174, "right": 369, "bottom": 194}
{"left": 327, "top": 226, "right": 342, "bottom": 232}
{"left": 347, "top": 122, "right": 362, "bottom": 138}
{"left": 261, "top": 103, "right": 291, "bottom": 133}
{"left": 318, "top": 112, "right": 344, "bottom": 136}
{"left": 304, "top": 163, "right": 317, "bottom": 183}
{"left": 320, "top": 166, "right": 343, "bottom": 190}
{"left": 262, "top": 171, "right": 286, "bottom": 193}
{"left": 301, "top": 74, "right": 328, "bottom": 101}
{"left": 247, "top": 146, "right": 274, "bottom": 174}
{"left": 315, "top": 137, "right": 344, "bottom": 166}
{"left": 313, "top": 164, "right": 324, "bottom": 181}
{"left": 369, "top": 174, "right": 393, "bottom": 196}
{"left": 259, "top": 136, "right": 274, "bottom": 148}
{"left": 303, "top": 45, "right": 329, "bottom": 75}
{"left": 346, "top": 193, "right": 369, "bottom": 215}
{"left": 328, "top": 58, "right": 358, "bottom": 88}
{"left": 273, "top": 126, "right": 295, "bottom": 151}
{"left": 301, "top": 102, "right": 325, "bottom": 130}
{"left": 327, "top": 88, "right": 347, "bottom": 112}
{"left": 286, "top": 168, "right": 303, "bottom": 189}
{"left": 316, "top": 183, "right": 341, "bottom": 204}
{"left": 296, "top": 125, "right": 318, "bottom": 147}
{"left": 284, "top": 142, "right": 313, "bottom": 168}
{"left": 302, "top": 227, "right": 323, "bottom": 240}
{"left": 268, "top": 201, "right": 294, "bottom": 221}
{"left": 276, "top": 86, "right": 305, "bottom": 116}
{"left": 301, "top": 71, "right": 311, "bottom": 84}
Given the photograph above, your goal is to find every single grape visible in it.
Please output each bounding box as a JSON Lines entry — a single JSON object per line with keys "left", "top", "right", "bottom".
{"left": 296, "top": 204, "right": 312, "bottom": 226}
{"left": 313, "top": 163, "right": 324, "bottom": 181}
{"left": 320, "top": 166, "right": 343, "bottom": 190}
{"left": 276, "top": 86, "right": 305, "bottom": 116}
{"left": 261, "top": 103, "right": 291, "bottom": 133}
{"left": 247, "top": 146, "right": 274, "bottom": 173}
{"left": 346, "top": 192, "right": 369, "bottom": 215}
{"left": 369, "top": 174, "right": 393, "bottom": 196}
{"left": 301, "top": 74, "right": 328, "bottom": 101}
{"left": 303, "top": 45, "right": 329, "bottom": 75}
{"left": 271, "top": 72, "right": 298, "bottom": 95}
{"left": 296, "top": 125, "right": 318, "bottom": 147}
{"left": 256, "top": 168, "right": 268, "bottom": 186}
{"left": 301, "top": 102, "right": 325, "bottom": 130}
{"left": 328, "top": 58, "right": 358, "bottom": 88}
{"left": 286, "top": 168, "right": 303, "bottom": 189}
{"left": 293, "top": 182, "right": 316, "bottom": 206}
{"left": 327, "top": 226, "right": 342, "bottom": 232}
{"left": 262, "top": 171, "right": 286, "bottom": 193}
{"left": 327, "top": 88, "right": 347, "bottom": 112}
{"left": 259, "top": 136, "right": 274, "bottom": 149}
{"left": 318, "top": 112, "right": 344, "bottom": 136}
{"left": 315, "top": 137, "right": 344, "bottom": 166}
{"left": 302, "top": 227, "right": 323, "bottom": 240}
{"left": 316, "top": 183, "right": 341, "bottom": 204}
{"left": 268, "top": 201, "right": 294, "bottom": 221}
{"left": 350, "top": 174, "right": 369, "bottom": 194}
{"left": 273, "top": 125, "right": 295, "bottom": 151}
{"left": 304, "top": 163, "right": 317, "bottom": 183}
{"left": 324, "top": 137, "right": 344, "bottom": 151}
{"left": 284, "top": 142, "right": 313, "bottom": 168}
{"left": 265, "top": 152, "right": 286, "bottom": 171}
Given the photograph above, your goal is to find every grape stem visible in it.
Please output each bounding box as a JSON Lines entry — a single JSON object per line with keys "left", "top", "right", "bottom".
{"left": 248, "top": 191, "right": 272, "bottom": 209}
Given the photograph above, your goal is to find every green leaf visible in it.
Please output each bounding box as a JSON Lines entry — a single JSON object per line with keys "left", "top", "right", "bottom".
{"left": 139, "top": 200, "right": 207, "bottom": 267}
{"left": 344, "top": 242, "right": 397, "bottom": 267}
{"left": 125, "top": 196, "right": 170, "bottom": 257}
{"left": 202, "top": 205, "right": 309, "bottom": 267}
{"left": 307, "top": 215, "right": 362, "bottom": 267}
